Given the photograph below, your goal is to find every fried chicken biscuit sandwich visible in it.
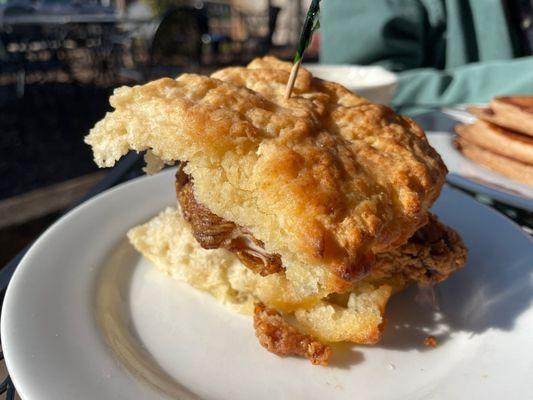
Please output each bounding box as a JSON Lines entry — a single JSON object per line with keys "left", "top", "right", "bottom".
{"left": 86, "top": 57, "right": 466, "bottom": 365}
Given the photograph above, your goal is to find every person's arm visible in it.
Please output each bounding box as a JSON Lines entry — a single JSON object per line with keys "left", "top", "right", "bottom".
{"left": 393, "top": 57, "right": 533, "bottom": 115}
{"left": 320, "top": 0, "right": 445, "bottom": 71}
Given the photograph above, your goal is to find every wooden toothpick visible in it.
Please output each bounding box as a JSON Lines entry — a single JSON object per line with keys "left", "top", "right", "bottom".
{"left": 284, "top": 59, "right": 302, "bottom": 99}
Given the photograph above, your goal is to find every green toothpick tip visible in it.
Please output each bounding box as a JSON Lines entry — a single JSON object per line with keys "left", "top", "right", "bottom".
{"left": 293, "top": 0, "right": 321, "bottom": 64}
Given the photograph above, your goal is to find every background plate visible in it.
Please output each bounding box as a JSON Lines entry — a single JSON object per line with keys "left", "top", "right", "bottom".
{"left": 2, "top": 169, "right": 533, "bottom": 400}
{"left": 427, "top": 131, "right": 533, "bottom": 212}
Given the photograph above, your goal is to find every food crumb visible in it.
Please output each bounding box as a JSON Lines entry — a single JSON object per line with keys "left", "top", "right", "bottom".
{"left": 424, "top": 335, "right": 437, "bottom": 348}
{"left": 388, "top": 362, "right": 396, "bottom": 370}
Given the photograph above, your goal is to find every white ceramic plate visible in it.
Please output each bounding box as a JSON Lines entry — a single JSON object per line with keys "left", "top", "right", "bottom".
{"left": 2, "top": 169, "right": 533, "bottom": 400}
{"left": 427, "top": 131, "right": 533, "bottom": 211}
{"left": 441, "top": 104, "right": 484, "bottom": 124}
{"left": 303, "top": 64, "right": 397, "bottom": 105}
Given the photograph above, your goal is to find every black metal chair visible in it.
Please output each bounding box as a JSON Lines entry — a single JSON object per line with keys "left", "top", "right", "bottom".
{"left": 145, "top": 6, "right": 208, "bottom": 79}
{"left": 116, "top": 1, "right": 281, "bottom": 83}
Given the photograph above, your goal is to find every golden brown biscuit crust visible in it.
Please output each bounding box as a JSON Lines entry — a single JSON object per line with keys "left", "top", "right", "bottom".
{"left": 86, "top": 57, "right": 447, "bottom": 282}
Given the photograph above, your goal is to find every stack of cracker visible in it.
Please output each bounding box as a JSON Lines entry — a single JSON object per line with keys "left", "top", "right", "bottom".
{"left": 455, "top": 96, "right": 533, "bottom": 186}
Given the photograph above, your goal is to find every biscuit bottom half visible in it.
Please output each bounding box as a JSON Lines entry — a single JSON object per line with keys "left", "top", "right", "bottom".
{"left": 128, "top": 207, "right": 466, "bottom": 365}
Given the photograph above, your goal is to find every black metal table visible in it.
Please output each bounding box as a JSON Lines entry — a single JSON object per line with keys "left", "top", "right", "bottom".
{"left": 0, "top": 110, "right": 531, "bottom": 399}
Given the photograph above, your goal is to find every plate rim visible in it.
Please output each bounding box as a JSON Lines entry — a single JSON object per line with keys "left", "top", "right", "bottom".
{"left": 2, "top": 169, "right": 532, "bottom": 399}
{"left": 0, "top": 170, "right": 170, "bottom": 399}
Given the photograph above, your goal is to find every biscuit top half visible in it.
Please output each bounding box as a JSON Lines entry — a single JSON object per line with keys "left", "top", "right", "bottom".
{"left": 86, "top": 56, "right": 447, "bottom": 283}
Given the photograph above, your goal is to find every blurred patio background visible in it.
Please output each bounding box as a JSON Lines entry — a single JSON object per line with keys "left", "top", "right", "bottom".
{"left": 1, "top": 0, "right": 532, "bottom": 267}
{"left": 0, "top": 0, "right": 318, "bottom": 264}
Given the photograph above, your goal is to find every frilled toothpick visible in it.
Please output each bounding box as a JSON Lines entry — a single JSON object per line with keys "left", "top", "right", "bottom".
{"left": 284, "top": 0, "right": 321, "bottom": 99}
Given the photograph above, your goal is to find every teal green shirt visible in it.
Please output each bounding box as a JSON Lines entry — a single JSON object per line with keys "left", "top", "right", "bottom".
{"left": 320, "top": 0, "right": 533, "bottom": 114}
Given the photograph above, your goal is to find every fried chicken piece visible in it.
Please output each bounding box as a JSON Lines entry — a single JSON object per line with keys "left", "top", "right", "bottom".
{"left": 176, "top": 165, "right": 283, "bottom": 276}
{"left": 371, "top": 214, "right": 467, "bottom": 286}
{"left": 253, "top": 302, "right": 331, "bottom": 365}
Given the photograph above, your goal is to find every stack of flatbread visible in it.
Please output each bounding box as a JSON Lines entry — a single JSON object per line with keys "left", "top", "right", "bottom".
{"left": 455, "top": 96, "right": 533, "bottom": 186}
